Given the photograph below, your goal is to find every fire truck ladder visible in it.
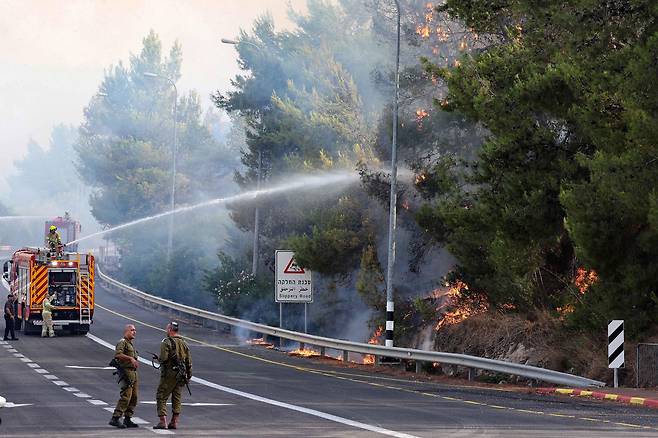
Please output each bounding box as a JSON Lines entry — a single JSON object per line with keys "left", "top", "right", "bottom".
{"left": 77, "top": 254, "right": 92, "bottom": 325}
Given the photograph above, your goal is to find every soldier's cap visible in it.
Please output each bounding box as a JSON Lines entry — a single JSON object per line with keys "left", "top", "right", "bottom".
{"left": 170, "top": 321, "right": 179, "bottom": 331}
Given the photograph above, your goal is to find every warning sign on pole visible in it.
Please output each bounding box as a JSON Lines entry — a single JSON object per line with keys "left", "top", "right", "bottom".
{"left": 275, "top": 250, "right": 312, "bottom": 303}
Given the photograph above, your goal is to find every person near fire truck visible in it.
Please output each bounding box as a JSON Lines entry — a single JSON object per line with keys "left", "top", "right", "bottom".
{"left": 46, "top": 225, "right": 62, "bottom": 256}
{"left": 3, "top": 294, "right": 17, "bottom": 341}
{"left": 41, "top": 292, "right": 56, "bottom": 337}
{"left": 153, "top": 321, "right": 192, "bottom": 430}
{"left": 110, "top": 324, "right": 140, "bottom": 429}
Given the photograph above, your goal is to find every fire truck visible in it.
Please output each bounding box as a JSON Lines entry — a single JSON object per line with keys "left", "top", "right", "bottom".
{"left": 2, "top": 215, "right": 94, "bottom": 335}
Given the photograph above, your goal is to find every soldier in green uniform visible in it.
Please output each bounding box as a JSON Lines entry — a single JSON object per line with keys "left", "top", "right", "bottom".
{"left": 41, "top": 292, "right": 56, "bottom": 337}
{"left": 153, "top": 321, "right": 192, "bottom": 430}
{"left": 110, "top": 324, "right": 140, "bottom": 429}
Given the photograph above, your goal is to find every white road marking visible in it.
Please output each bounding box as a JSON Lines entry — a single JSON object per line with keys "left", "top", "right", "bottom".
{"left": 130, "top": 417, "right": 150, "bottom": 425}
{"left": 64, "top": 387, "right": 80, "bottom": 392}
{"left": 44, "top": 375, "right": 58, "bottom": 380}
{"left": 88, "top": 399, "right": 108, "bottom": 406}
{"left": 35, "top": 369, "right": 49, "bottom": 374}
{"left": 4, "top": 402, "right": 33, "bottom": 408}
{"left": 53, "top": 380, "right": 68, "bottom": 386}
{"left": 20, "top": 358, "right": 32, "bottom": 362}
{"left": 27, "top": 363, "right": 40, "bottom": 368}
{"left": 87, "top": 332, "right": 421, "bottom": 438}
{"left": 66, "top": 365, "right": 115, "bottom": 370}
{"left": 73, "top": 392, "right": 91, "bottom": 398}
{"left": 140, "top": 401, "right": 233, "bottom": 407}
{"left": 151, "top": 429, "right": 175, "bottom": 435}
{"left": 0, "top": 340, "right": 7, "bottom": 344}
{"left": 13, "top": 353, "right": 24, "bottom": 358}
{"left": 7, "top": 349, "right": 17, "bottom": 353}
{"left": 103, "top": 407, "right": 115, "bottom": 412}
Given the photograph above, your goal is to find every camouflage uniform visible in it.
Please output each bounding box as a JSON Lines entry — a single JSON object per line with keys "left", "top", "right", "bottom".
{"left": 112, "top": 338, "right": 139, "bottom": 419}
{"left": 155, "top": 335, "right": 192, "bottom": 417}
{"left": 41, "top": 295, "right": 55, "bottom": 337}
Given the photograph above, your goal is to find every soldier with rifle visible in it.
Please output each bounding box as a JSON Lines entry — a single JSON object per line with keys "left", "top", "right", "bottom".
{"left": 109, "top": 324, "right": 140, "bottom": 429}
{"left": 151, "top": 321, "right": 192, "bottom": 430}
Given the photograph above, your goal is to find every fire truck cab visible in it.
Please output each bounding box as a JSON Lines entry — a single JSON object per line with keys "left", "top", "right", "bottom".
{"left": 3, "top": 247, "right": 94, "bottom": 335}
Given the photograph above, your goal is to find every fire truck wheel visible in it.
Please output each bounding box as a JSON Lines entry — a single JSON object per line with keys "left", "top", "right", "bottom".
{"left": 23, "top": 320, "right": 38, "bottom": 335}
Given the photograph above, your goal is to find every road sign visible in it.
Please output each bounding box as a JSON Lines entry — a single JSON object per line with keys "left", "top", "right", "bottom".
{"left": 608, "top": 320, "right": 624, "bottom": 369}
{"left": 275, "top": 250, "right": 312, "bottom": 303}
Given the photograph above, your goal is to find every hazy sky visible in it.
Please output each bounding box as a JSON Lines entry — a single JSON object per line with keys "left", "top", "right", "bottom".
{"left": 0, "top": 0, "right": 306, "bottom": 191}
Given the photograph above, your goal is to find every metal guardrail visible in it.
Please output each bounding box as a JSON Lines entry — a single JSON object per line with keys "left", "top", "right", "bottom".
{"left": 97, "top": 267, "right": 605, "bottom": 388}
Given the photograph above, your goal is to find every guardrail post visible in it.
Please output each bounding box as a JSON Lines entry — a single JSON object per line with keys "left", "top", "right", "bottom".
{"left": 416, "top": 361, "right": 422, "bottom": 373}
{"left": 468, "top": 367, "right": 474, "bottom": 381}
{"left": 320, "top": 346, "right": 325, "bottom": 357}
{"left": 300, "top": 342, "right": 305, "bottom": 351}
{"left": 373, "top": 355, "right": 379, "bottom": 367}
{"left": 343, "top": 350, "right": 349, "bottom": 363}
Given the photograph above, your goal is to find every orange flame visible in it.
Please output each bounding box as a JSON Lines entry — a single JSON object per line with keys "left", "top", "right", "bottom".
{"left": 415, "top": 172, "right": 428, "bottom": 185}
{"left": 246, "top": 338, "right": 274, "bottom": 349}
{"left": 288, "top": 348, "right": 320, "bottom": 358}
{"left": 416, "top": 24, "right": 431, "bottom": 38}
{"left": 364, "top": 326, "right": 383, "bottom": 364}
{"left": 434, "top": 281, "right": 488, "bottom": 330}
{"left": 575, "top": 267, "right": 597, "bottom": 294}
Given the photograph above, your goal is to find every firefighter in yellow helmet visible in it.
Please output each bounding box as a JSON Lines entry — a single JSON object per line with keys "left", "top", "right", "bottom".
{"left": 41, "top": 292, "right": 56, "bottom": 337}
{"left": 46, "top": 226, "right": 62, "bottom": 256}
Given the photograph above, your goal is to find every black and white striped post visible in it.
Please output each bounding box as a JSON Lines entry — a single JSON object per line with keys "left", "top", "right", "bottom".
{"left": 608, "top": 320, "right": 624, "bottom": 388}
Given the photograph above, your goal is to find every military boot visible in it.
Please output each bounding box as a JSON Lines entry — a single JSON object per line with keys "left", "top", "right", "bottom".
{"left": 123, "top": 417, "right": 139, "bottom": 428}
{"left": 109, "top": 416, "right": 126, "bottom": 429}
{"left": 168, "top": 414, "right": 179, "bottom": 429}
{"left": 153, "top": 416, "right": 168, "bottom": 429}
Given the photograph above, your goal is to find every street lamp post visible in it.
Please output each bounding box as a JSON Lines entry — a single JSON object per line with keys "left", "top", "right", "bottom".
{"left": 385, "top": 0, "right": 401, "bottom": 348}
{"left": 221, "top": 37, "right": 262, "bottom": 276}
{"left": 143, "top": 72, "right": 178, "bottom": 261}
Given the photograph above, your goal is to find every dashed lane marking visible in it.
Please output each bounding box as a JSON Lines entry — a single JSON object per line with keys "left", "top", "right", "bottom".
{"left": 1, "top": 344, "right": 162, "bottom": 434}
{"left": 94, "top": 303, "right": 658, "bottom": 433}
{"left": 88, "top": 399, "right": 108, "bottom": 406}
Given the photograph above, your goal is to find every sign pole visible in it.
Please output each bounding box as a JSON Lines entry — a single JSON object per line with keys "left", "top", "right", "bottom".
{"left": 304, "top": 303, "right": 307, "bottom": 333}
{"left": 614, "top": 368, "right": 618, "bottom": 388}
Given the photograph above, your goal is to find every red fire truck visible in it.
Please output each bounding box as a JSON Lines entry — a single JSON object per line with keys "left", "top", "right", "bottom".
{"left": 2, "top": 215, "right": 94, "bottom": 335}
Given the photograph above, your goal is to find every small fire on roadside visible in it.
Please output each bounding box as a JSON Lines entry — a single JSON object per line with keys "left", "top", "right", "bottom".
{"left": 363, "top": 326, "right": 384, "bottom": 365}
{"left": 288, "top": 348, "right": 320, "bottom": 358}
{"left": 415, "top": 172, "right": 428, "bottom": 186}
{"left": 434, "top": 280, "right": 488, "bottom": 331}
{"left": 247, "top": 338, "right": 274, "bottom": 349}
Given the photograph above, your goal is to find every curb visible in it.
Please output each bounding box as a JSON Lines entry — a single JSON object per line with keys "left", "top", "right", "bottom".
{"left": 537, "top": 387, "right": 658, "bottom": 409}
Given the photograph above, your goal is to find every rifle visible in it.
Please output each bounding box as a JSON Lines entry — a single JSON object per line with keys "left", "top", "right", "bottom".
{"left": 167, "top": 338, "right": 192, "bottom": 396}
{"left": 109, "top": 358, "right": 131, "bottom": 387}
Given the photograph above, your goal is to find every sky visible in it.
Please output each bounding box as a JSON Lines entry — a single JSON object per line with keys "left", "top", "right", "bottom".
{"left": 0, "top": 0, "right": 306, "bottom": 192}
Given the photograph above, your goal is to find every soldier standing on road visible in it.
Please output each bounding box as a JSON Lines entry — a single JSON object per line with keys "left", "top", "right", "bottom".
{"left": 153, "top": 321, "right": 192, "bottom": 430}
{"left": 3, "top": 294, "right": 17, "bottom": 341}
{"left": 41, "top": 293, "right": 56, "bottom": 337}
{"left": 110, "top": 324, "right": 140, "bottom": 429}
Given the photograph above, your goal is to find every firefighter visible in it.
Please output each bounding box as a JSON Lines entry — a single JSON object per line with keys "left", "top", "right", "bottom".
{"left": 110, "top": 324, "right": 140, "bottom": 429}
{"left": 41, "top": 292, "right": 56, "bottom": 337}
{"left": 46, "top": 226, "right": 62, "bottom": 256}
{"left": 153, "top": 322, "right": 192, "bottom": 430}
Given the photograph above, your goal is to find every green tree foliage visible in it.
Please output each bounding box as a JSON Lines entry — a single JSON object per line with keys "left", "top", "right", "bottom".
{"left": 420, "top": 0, "right": 658, "bottom": 333}
{"left": 76, "top": 31, "right": 235, "bottom": 302}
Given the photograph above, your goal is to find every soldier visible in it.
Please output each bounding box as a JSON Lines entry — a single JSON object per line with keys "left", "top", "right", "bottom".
{"left": 109, "top": 324, "right": 140, "bottom": 429}
{"left": 153, "top": 321, "right": 192, "bottom": 430}
{"left": 41, "top": 292, "right": 56, "bottom": 337}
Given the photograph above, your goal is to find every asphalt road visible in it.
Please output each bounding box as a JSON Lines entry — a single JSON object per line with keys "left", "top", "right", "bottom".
{"left": 1, "top": 283, "right": 658, "bottom": 437}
